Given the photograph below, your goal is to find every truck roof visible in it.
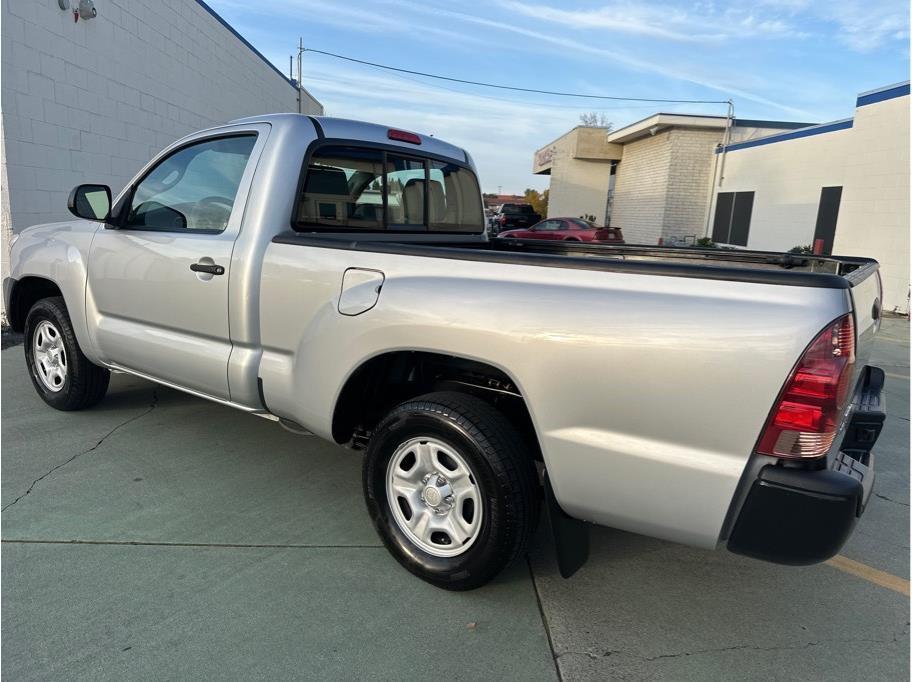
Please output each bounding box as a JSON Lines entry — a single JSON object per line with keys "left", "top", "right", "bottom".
{"left": 226, "top": 113, "right": 470, "bottom": 165}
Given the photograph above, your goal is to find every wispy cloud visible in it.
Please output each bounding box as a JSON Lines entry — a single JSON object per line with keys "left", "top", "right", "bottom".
{"left": 821, "top": 0, "right": 910, "bottom": 52}
{"left": 383, "top": 0, "right": 818, "bottom": 118}
{"left": 215, "top": 0, "right": 490, "bottom": 49}
{"left": 499, "top": 0, "right": 808, "bottom": 42}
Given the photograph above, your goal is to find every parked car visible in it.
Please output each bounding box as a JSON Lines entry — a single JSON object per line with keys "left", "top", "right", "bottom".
{"left": 5, "top": 114, "right": 885, "bottom": 591}
{"left": 494, "top": 203, "right": 540, "bottom": 231}
{"left": 499, "top": 217, "right": 624, "bottom": 243}
{"left": 484, "top": 208, "right": 499, "bottom": 232}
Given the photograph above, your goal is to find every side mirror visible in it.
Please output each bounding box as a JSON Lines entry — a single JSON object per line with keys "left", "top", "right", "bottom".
{"left": 68, "top": 184, "right": 111, "bottom": 221}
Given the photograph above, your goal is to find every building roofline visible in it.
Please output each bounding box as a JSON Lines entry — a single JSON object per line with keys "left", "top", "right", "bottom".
{"left": 195, "top": 0, "right": 299, "bottom": 92}
{"left": 535, "top": 113, "right": 816, "bottom": 153}
{"left": 856, "top": 81, "right": 910, "bottom": 108}
{"left": 534, "top": 124, "right": 611, "bottom": 153}
{"left": 606, "top": 112, "right": 817, "bottom": 144}
{"left": 650, "top": 113, "right": 814, "bottom": 128}
{"left": 857, "top": 80, "right": 910, "bottom": 97}
{"left": 718, "top": 118, "right": 854, "bottom": 153}
{"left": 733, "top": 118, "right": 816, "bottom": 129}
{"left": 719, "top": 80, "right": 910, "bottom": 153}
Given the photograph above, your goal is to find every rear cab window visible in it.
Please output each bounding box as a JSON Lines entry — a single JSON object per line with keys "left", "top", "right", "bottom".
{"left": 294, "top": 145, "right": 484, "bottom": 233}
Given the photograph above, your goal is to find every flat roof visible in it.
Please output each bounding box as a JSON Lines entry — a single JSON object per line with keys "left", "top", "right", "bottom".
{"left": 606, "top": 113, "right": 815, "bottom": 144}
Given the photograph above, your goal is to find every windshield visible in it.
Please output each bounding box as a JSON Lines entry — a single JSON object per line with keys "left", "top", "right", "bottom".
{"left": 295, "top": 145, "right": 484, "bottom": 232}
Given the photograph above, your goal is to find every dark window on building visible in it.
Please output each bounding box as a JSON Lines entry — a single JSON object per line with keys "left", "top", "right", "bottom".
{"left": 812, "top": 186, "right": 842, "bottom": 255}
{"left": 712, "top": 191, "right": 754, "bottom": 246}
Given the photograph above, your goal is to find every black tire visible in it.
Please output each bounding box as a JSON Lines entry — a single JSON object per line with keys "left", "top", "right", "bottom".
{"left": 363, "top": 391, "right": 539, "bottom": 590}
{"left": 23, "top": 296, "right": 110, "bottom": 411}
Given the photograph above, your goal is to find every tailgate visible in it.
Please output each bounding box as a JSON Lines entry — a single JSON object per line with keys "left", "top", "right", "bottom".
{"left": 849, "top": 266, "right": 883, "bottom": 369}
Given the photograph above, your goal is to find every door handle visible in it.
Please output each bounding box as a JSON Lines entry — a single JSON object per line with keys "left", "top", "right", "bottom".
{"left": 190, "top": 262, "right": 225, "bottom": 275}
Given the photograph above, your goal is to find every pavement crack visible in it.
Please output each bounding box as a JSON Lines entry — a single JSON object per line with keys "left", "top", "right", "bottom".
{"left": 874, "top": 493, "right": 911, "bottom": 507}
{"left": 558, "top": 635, "right": 908, "bottom": 664}
{"left": 527, "top": 557, "right": 563, "bottom": 681}
{"left": 2, "top": 388, "right": 159, "bottom": 512}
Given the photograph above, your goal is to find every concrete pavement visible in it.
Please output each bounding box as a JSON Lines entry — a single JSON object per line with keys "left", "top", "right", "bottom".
{"left": 2, "top": 320, "right": 908, "bottom": 679}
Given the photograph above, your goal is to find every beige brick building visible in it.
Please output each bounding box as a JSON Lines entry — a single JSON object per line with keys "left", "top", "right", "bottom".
{"left": 533, "top": 114, "right": 807, "bottom": 244}
{"left": 533, "top": 82, "right": 910, "bottom": 314}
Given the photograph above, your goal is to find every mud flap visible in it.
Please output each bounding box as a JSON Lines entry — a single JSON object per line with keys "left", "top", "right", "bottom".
{"left": 545, "top": 475, "right": 589, "bottom": 578}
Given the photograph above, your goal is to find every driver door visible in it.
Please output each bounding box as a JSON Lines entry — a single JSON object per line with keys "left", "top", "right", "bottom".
{"left": 86, "top": 126, "right": 268, "bottom": 400}
{"left": 526, "top": 220, "right": 560, "bottom": 239}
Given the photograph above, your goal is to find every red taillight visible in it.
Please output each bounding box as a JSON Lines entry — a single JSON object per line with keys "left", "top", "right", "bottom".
{"left": 756, "top": 314, "right": 855, "bottom": 459}
{"left": 387, "top": 129, "right": 421, "bottom": 145}
{"left": 499, "top": 215, "right": 507, "bottom": 225}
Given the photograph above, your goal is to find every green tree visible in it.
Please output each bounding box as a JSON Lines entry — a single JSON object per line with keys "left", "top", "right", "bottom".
{"left": 523, "top": 188, "right": 549, "bottom": 216}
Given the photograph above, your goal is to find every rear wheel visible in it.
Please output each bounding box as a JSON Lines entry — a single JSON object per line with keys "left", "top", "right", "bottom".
{"left": 363, "top": 391, "right": 539, "bottom": 590}
{"left": 24, "top": 297, "right": 110, "bottom": 411}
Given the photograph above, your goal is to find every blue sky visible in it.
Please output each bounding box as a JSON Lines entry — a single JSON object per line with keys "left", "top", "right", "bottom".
{"left": 210, "top": 0, "right": 909, "bottom": 193}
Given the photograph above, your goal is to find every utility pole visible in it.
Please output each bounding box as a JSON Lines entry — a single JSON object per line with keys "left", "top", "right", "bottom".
{"left": 717, "top": 99, "right": 734, "bottom": 186}
{"left": 296, "top": 37, "right": 304, "bottom": 114}
{"left": 702, "top": 98, "right": 735, "bottom": 238}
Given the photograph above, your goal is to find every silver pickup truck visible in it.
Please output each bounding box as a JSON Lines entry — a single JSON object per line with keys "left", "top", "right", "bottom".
{"left": 5, "top": 114, "right": 886, "bottom": 590}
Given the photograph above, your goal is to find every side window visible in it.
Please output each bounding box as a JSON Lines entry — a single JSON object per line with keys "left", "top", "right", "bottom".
{"left": 428, "top": 161, "right": 484, "bottom": 232}
{"left": 538, "top": 220, "right": 561, "bottom": 231}
{"left": 296, "top": 146, "right": 385, "bottom": 229}
{"left": 124, "top": 135, "right": 256, "bottom": 232}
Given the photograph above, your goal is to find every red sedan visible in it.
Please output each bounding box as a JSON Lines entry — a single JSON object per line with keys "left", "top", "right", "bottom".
{"left": 498, "top": 217, "right": 624, "bottom": 243}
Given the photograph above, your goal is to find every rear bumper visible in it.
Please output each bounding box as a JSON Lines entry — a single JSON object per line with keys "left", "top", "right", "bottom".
{"left": 727, "top": 366, "right": 885, "bottom": 565}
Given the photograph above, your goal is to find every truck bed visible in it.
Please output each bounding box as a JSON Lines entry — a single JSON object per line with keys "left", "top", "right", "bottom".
{"left": 273, "top": 232, "right": 878, "bottom": 290}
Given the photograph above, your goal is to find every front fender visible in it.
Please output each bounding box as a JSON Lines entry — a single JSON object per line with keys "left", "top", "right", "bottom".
{"left": 8, "top": 220, "right": 101, "bottom": 362}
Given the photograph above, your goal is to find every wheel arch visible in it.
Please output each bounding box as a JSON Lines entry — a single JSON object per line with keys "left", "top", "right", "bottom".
{"left": 330, "top": 350, "right": 542, "bottom": 460}
{"left": 7, "top": 276, "right": 64, "bottom": 332}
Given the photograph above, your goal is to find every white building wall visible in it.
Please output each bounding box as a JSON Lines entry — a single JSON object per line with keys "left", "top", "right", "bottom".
{"left": 710, "top": 87, "right": 908, "bottom": 314}
{"left": 711, "top": 128, "right": 853, "bottom": 250}
{"left": 833, "top": 95, "right": 910, "bottom": 314}
{"left": 1, "top": 0, "right": 322, "bottom": 277}
{"left": 547, "top": 155, "right": 614, "bottom": 223}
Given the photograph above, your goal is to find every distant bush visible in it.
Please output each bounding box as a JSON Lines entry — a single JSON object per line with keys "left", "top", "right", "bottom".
{"left": 695, "top": 237, "right": 716, "bottom": 248}
{"left": 788, "top": 245, "right": 813, "bottom": 254}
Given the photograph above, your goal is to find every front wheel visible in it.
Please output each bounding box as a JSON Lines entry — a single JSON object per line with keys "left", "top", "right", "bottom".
{"left": 24, "top": 297, "right": 110, "bottom": 411}
{"left": 363, "top": 392, "right": 539, "bottom": 590}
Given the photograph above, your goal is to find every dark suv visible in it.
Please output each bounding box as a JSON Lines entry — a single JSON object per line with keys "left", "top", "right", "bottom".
{"left": 495, "top": 203, "right": 541, "bottom": 232}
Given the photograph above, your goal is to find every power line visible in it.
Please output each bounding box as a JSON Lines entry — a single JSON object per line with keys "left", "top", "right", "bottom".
{"left": 304, "top": 48, "right": 731, "bottom": 105}
{"left": 307, "top": 70, "right": 701, "bottom": 113}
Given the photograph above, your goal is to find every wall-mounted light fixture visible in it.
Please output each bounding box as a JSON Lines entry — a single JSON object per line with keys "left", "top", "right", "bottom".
{"left": 74, "top": 0, "right": 97, "bottom": 21}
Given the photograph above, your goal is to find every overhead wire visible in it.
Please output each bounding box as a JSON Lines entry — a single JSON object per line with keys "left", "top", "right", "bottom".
{"left": 303, "top": 48, "right": 732, "bottom": 105}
